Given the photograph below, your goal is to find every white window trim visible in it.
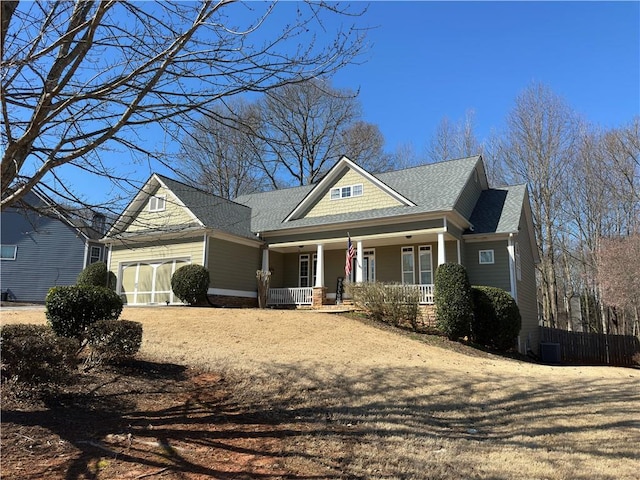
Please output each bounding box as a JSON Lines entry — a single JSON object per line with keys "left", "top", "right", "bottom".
{"left": 149, "top": 194, "right": 166, "bottom": 212}
{"left": 1, "top": 245, "right": 17, "bottom": 260}
{"left": 479, "top": 249, "right": 495, "bottom": 265}
{"left": 515, "top": 242, "right": 521, "bottom": 281}
{"left": 362, "top": 248, "right": 376, "bottom": 282}
{"left": 418, "top": 245, "right": 433, "bottom": 285}
{"left": 330, "top": 183, "right": 364, "bottom": 200}
{"left": 90, "top": 246, "right": 102, "bottom": 263}
{"left": 299, "top": 254, "right": 310, "bottom": 287}
{"left": 401, "top": 246, "right": 415, "bottom": 284}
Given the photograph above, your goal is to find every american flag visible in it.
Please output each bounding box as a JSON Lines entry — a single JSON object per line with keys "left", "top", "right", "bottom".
{"left": 345, "top": 236, "right": 355, "bottom": 277}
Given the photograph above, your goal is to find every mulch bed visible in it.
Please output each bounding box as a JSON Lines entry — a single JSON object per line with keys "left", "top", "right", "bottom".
{"left": 1, "top": 359, "right": 323, "bottom": 480}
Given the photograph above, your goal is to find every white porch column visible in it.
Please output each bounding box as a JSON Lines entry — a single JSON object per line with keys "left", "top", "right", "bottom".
{"left": 355, "top": 240, "right": 364, "bottom": 283}
{"left": 315, "top": 243, "right": 325, "bottom": 287}
{"left": 507, "top": 234, "right": 518, "bottom": 302}
{"left": 437, "top": 232, "right": 446, "bottom": 266}
{"left": 261, "top": 246, "right": 269, "bottom": 271}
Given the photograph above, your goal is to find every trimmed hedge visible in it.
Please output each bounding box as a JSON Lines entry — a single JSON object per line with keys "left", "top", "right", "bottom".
{"left": 1, "top": 324, "right": 79, "bottom": 383}
{"left": 434, "top": 263, "right": 473, "bottom": 340}
{"left": 85, "top": 319, "right": 143, "bottom": 366}
{"left": 45, "top": 285, "right": 123, "bottom": 338}
{"left": 471, "top": 286, "right": 521, "bottom": 351}
{"left": 77, "top": 261, "right": 116, "bottom": 289}
{"left": 171, "top": 264, "right": 210, "bottom": 305}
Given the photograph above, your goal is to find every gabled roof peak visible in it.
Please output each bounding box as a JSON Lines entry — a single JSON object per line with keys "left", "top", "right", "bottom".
{"left": 283, "top": 156, "right": 417, "bottom": 222}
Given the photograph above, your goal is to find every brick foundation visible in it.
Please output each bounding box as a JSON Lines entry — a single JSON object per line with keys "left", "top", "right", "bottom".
{"left": 419, "top": 304, "right": 437, "bottom": 328}
{"left": 208, "top": 295, "right": 258, "bottom": 308}
{"left": 312, "top": 287, "right": 327, "bottom": 308}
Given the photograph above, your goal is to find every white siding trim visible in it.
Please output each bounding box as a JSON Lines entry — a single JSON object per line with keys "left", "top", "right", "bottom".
{"left": 202, "top": 234, "right": 209, "bottom": 268}
{"left": 82, "top": 242, "right": 89, "bottom": 268}
{"left": 208, "top": 288, "right": 257, "bottom": 298}
{"left": 508, "top": 235, "right": 518, "bottom": 303}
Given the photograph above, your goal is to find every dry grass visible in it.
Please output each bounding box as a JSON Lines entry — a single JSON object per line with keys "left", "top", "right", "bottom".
{"left": 2, "top": 306, "right": 639, "bottom": 479}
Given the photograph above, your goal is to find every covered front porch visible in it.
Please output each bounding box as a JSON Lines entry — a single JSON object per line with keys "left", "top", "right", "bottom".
{"left": 262, "top": 221, "right": 461, "bottom": 307}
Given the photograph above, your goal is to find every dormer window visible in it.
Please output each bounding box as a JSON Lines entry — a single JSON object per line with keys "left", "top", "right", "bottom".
{"left": 330, "top": 184, "right": 363, "bottom": 200}
{"left": 149, "top": 194, "right": 166, "bottom": 212}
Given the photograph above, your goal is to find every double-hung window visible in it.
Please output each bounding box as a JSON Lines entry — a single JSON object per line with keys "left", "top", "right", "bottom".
{"left": 90, "top": 246, "right": 102, "bottom": 264}
{"left": 401, "top": 246, "right": 415, "bottom": 284}
{"left": 418, "top": 246, "right": 433, "bottom": 284}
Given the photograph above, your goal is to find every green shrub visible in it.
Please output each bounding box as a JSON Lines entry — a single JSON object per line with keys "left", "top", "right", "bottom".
{"left": 1, "top": 324, "right": 79, "bottom": 383}
{"left": 45, "top": 285, "right": 123, "bottom": 338}
{"left": 85, "top": 319, "right": 143, "bottom": 367}
{"left": 434, "top": 263, "right": 473, "bottom": 340}
{"left": 471, "top": 286, "right": 522, "bottom": 351}
{"left": 77, "top": 261, "right": 116, "bottom": 289}
{"left": 348, "top": 282, "right": 422, "bottom": 331}
{"left": 171, "top": 264, "right": 210, "bottom": 305}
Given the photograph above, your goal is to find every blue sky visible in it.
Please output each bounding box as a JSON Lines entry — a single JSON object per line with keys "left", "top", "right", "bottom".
{"left": 331, "top": 1, "right": 639, "bottom": 152}
{"left": 31, "top": 1, "right": 640, "bottom": 207}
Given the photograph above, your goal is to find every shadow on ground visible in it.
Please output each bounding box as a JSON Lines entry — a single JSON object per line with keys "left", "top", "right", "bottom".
{"left": 2, "top": 357, "right": 639, "bottom": 480}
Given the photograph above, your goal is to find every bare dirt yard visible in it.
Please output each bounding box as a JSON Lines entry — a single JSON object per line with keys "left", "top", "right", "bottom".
{"left": 1, "top": 306, "right": 639, "bottom": 479}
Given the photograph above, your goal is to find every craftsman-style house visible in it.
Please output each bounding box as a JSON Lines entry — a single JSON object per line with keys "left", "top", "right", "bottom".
{"left": 103, "top": 155, "right": 539, "bottom": 353}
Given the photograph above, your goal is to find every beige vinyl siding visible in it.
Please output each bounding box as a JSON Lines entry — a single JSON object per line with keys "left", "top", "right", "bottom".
{"left": 323, "top": 249, "right": 348, "bottom": 294}
{"left": 464, "top": 240, "right": 511, "bottom": 292}
{"left": 125, "top": 185, "right": 197, "bottom": 233}
{"left": 267, "top": 251, "right": 285, "bottom": 288}
{"left": 515, "top": 211, "right": 540, "bottom": 354}
{"left": 110, "top": 237, "right": 203, "bottom": 305}
{"left": 453, "top": 166, "right": 484, "bottom": 220}
{"left": 445, "top": 240, "right": 459, "bottom": 264}
{"left": 374, "top": 245, "right": 401, "bottom": 283}
{"left": 208, "top": 237, "right": 261, "bottom": 291}
{"left": 304, "top": 168, "right": 403, "bottom": 218}
{"left": 110, "top": 237, "right": 204, "bottom": 272}
{"left": 282, "top": 252, "right": 299, "bottom": 287}
{"left": 446, "top": 222, "right": 464, "bottom": 239}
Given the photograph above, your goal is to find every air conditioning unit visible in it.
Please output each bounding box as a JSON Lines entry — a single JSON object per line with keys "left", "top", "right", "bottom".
{"left": 540, "top": 342, "right": 561, "bottom": 364}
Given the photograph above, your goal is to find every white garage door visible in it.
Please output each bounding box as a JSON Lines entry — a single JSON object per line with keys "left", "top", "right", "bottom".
{"left": 120, "top": 258, "right": 190, "bottom": 305}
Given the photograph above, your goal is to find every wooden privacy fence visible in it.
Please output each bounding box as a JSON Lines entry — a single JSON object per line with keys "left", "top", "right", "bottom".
{"left": 540, "top": 327, "right": 640, "bottom": 366}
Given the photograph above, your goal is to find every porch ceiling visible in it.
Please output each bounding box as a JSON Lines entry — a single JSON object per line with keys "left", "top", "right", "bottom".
{"left": 267, "top": 227, "right": 454, "bottom": 253}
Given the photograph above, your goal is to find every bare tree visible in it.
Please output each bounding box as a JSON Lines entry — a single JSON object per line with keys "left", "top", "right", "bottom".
{"left": 427, "top": 116, "right": 456, "bottom": 163}
{"left": 388, "top": 142, "right": 422, "bottom": 171}
{"left": 495, "top": 83, "right": 580, "bottom": 327}
{"left": 597, "top": 234, "right": 640, "bottom": 336}
{"left": 1, "top": 1, "right": 367, "bottom": 211}
{"left": 256, "top": 78, "right": 361, "bottom": 187}
{"left": 427, "top": 110, "right": 481, "bottom": 163}
{"left": 178, "top": 99, "right": 267, "bottom": 199}
{"left": 339, "top": 121, "right": 394, "bottom": 173}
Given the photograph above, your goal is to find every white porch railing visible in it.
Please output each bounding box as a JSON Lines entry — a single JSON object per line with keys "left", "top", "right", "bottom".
{"left": 386, "top": 284, "right": 434, "bottom": 305}
{"left": 267, "top": 287, "right": 313, "bottom": 306}
{"left": 267, "top": 284, "right": 434, "bottom": 306}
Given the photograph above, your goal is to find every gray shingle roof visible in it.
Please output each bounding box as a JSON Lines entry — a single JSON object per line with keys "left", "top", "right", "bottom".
{"left": 467, "top": 184, "right": 527, "bottom": 234}
{"left": 156, "top": 175, "right": 254, "bottom": 239}
{"left": 235, "top": 156, "right": 481, "bottom": 232}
